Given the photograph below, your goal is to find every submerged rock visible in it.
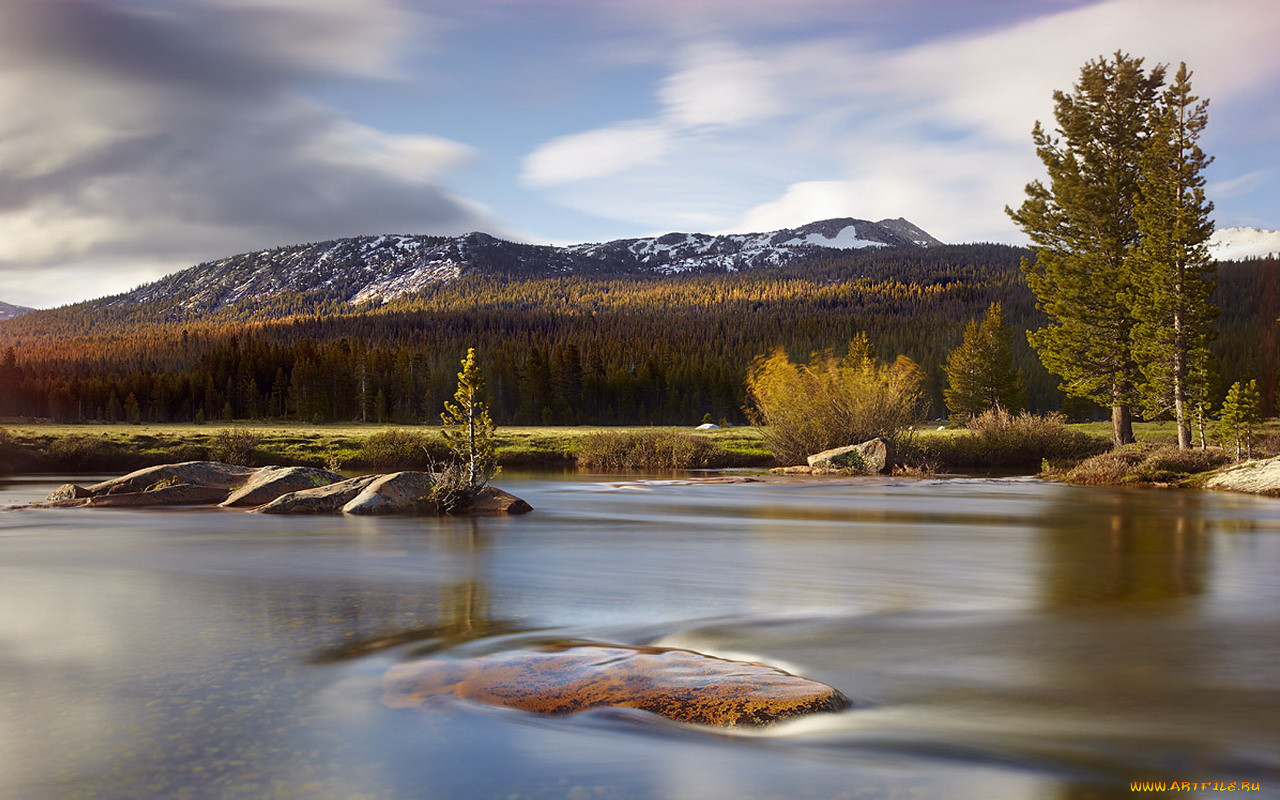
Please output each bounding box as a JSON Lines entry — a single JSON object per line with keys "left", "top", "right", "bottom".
{"left": 255, "top": 474, "right": 381, "bottom": 514}
{"left": 382, "top": 643, "right": 850, "bottom": 727}
{"left": 342, "top": 471, "right": 440, "bottom": 516}
{"left": 84, "top": 461, "right": 256, "bottom": 497}
{"left": 220, "top": 465, "right": 344, "bottom": 508}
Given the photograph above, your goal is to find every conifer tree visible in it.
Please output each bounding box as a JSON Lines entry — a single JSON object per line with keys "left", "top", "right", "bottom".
{"left": 1008, "top": 52, "right": 1165, "bottom": 447}
{"left": 1130, "top": 63, "right": 1216, "bottom": 450}
{"left": 1217, "top": 379, "right": 1260, "bottom": 460}
{"left": 942, "top": 302, "right": 1026, "bottom": 420}
{"left": 441, "top": 348, "right": 497, "bottom": 488}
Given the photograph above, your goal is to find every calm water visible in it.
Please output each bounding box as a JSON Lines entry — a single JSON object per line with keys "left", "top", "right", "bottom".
{"left": 1, "top": 473, "right": 1278, "bottom": 800}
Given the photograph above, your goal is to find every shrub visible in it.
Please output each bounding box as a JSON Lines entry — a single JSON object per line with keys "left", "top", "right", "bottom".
{"left": 907, "top": 409, "right": 1108, "bottom": 469}
{"left": 209, "top": 428, "right": 264, "bottom": 466}
{"left": 46, "top": 434, "right": 108, "bottom": 469}
{"left": 575, "top": 431, "right": 725, "bottom": 471}
{"left": 357, "top": 429, "right": 445, "bottom": 470}
{"left": 1054, "top": 442, "right": 1231, "bottom": 486}
{"left": 746, "top": 335, "right": 924, "bottom": 466}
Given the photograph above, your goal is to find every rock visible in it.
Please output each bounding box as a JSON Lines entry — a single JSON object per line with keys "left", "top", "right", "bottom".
{"left": 1203, "top": 456, "right": 1280, "bottom": 497}
{"left": 769, "top": 466, "right": 816, "bottom": 475}
{"left": 462, "top": 486, "right": 533, "bottom": 515}
{"left": 695, "top": 423, "right": 720, "bottom": 430}
{"left": 86, "top": 461, "right": 256, "bottom": 496}
{"left": 342, "top": 471, "right": 440, "bottom": 516}
{"left": 382, "top": 643, "right": 851, "bottom": 728}
{"left": 220, "top": 465, "right": 345, "bottom": 508}
{"left": 45, "top": 483, "right": 91, "bottom": 502}
{"left": 255, "top": 474, "right": 381, "bottom": 514}
{"left": 81, "top": 484, "right": 232, "bottom": 507}
{"left": 806, "top": 437, "right": 893, "bottom": 474}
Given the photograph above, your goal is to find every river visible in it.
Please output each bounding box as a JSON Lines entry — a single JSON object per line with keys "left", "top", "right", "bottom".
{"left": 1, "top": 473, "right": 1278, "bottom": 799}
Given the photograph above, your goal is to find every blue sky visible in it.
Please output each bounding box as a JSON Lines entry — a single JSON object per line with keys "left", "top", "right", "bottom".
{"left": 0, "top": 0, "right": 1277, "bottom": 307}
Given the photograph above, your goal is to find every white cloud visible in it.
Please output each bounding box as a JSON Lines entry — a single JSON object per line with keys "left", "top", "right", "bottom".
{"left": 521, "top": 123, "right": 672, "bottom": 186}
{"left": 657, "top": 40, "right": 785, "bottom": 128}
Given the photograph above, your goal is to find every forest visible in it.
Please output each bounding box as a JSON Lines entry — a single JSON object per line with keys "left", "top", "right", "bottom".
{"left": 0, "top": 243, "right": 1276, "bottom": 426}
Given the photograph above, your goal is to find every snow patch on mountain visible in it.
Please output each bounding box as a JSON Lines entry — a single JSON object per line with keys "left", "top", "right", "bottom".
{"left": 1210, "top": 226, "right": 1280, "bottom": 261}
{"left": 782, "top": 225, "right": 888, "bottom": 249}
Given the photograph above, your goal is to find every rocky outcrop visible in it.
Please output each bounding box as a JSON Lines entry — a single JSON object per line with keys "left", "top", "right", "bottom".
{"left": 220, "top": 465, "right": 344, "bottom": 508}
{"left": 382, "top": 643, "right": 850, "bottom": 727}
{"left": 341, "top": 471, "right": 440, "bottom": 516}
{"left": 34, "top": 462, "right": 532, "bottom": 516}
{"left": 80, "top": 484, "right": 233, "bottom": 507}
{"left": 807, "top": 437, "right": 893, "bottom": 474}
{"left": 1203, "top": 456, "right": 1280, "bottom": 497}
{"left": 84, "top": 461, "right": 256, "bottom": 497}
{"left": 255, "top": 475, "right": 381, "bottom": 514}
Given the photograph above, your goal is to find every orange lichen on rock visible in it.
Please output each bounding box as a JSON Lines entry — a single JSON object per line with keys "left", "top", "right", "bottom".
{"left": 381, "top": 643, "right": 850, "bottom": 727}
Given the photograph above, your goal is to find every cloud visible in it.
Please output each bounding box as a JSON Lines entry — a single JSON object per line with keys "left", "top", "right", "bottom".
{"left": 521, "top": 0, "right": 1280, "bottom": 243}
{"left": 0, "top": 0, "right": 496, "bottom": 307}
{"left": 521, "top": 123, "right": 672, "bottom": 186}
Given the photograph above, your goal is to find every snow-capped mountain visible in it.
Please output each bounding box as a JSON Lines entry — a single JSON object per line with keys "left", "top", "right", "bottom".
{"left": 1209, "top": 226, "right": 1280, "bottom": 262}
{"left": 109, "top": 218, "right": 940, "bottom": 312}
{"left": 0, "top": 300, "right": 34, "bottom": 321}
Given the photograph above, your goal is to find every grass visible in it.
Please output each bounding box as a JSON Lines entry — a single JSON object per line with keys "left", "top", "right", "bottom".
{"left": 1046, "top": 443, "right": 1233, "bottom": 486}
{"left": 0, "top": 421, "right": 771, "bottom": 474}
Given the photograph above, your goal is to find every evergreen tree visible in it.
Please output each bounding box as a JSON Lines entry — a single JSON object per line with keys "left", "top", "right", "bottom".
{"left": 441, "top": 348, "right": 497, "bottom": 488}
{"left": 942, "top": 302, "right": 1026, "bottom": 420}
{"left": 1217, "top": 379, "right": 1260, "bottom": 460}
{"left": 1130, "top": 63, "right": 1216, "bottom": 450}
{"left": 124, "top": 392, "right": 141, "bottom": 425}
{"left": 1009, "top": 52, "right": 1166, "bottom": 447}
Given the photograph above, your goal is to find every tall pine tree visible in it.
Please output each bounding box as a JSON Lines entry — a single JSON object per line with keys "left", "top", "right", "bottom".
{"left": 1008, "top": 52, "right": 1165, "bottom": 447}
{"left": 942, "top": 302, "right": 1026, "bottom": 420}
{"left": 1130, "top": 63, "right": 1216, "bottom": 450}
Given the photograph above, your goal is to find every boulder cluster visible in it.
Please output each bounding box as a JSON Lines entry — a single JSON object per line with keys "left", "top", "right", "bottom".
{"left": 39, "top": 461, "right": 532, "bottom": 516}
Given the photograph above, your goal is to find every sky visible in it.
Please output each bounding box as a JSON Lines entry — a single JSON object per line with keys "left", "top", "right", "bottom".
{"left": 1, "top": 0, "right": 1278, "bottom": 308}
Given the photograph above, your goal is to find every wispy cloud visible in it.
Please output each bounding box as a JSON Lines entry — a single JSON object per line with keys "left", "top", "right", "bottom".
{"left": 520, "top": 0, "right": 1280, "bottom": 242}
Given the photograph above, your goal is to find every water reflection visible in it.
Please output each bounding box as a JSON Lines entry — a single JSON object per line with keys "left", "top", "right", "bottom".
{"left": 1040, "top": 488, "right": 1211, "bottom": 610}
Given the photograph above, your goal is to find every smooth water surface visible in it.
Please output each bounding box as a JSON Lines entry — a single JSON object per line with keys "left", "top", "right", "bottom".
{"left": 1, "top": 473, "right": 1279, "bottom": 799}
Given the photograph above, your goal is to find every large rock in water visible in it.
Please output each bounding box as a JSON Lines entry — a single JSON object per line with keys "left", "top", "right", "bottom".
{"left": 464, "top": 486, "right": 533, "bottom": 515}
{"left": 79, "top": 484, "right": 232, "bottom": 507}
{"left": 255, "top": 474, "right": 381, "bottom": 514}
{"left": 342, "top": 471, "right": 439, "bottom": 516}
{"left": 84, "top": 461, "right": 256, "bottom": 496}
{"left": 220, "top": 465, "right": 344, "bottom": 508}
{"left": 1203, "top": 456, "right": 1280, "bottom": 497}
{"left": 382, "top": 643, "right": 850, "bottom": 727}
{"left": 806, "top": 437, "right": 893, "bottom": 474}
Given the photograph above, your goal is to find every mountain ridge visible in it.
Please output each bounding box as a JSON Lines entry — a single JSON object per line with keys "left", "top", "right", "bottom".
{"left": 107, "top": 217, "right": 942, "bottom": 314}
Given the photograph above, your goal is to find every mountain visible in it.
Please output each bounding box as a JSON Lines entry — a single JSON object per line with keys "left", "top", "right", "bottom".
{"left": 0, "top": 300, "right": 34, "bottom": 321}
{"left": 109, "top": 217, "right": 941, "bottom": 313}
{"left": 1209, "top": 226, "right": 1280, "bottom": 261}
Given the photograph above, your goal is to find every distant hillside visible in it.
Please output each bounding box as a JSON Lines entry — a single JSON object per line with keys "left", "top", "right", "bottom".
{"left": 94, "top": 217, "right": 941, "bottom": 317}
{"left": 0, "top": 300, "right": 33, "bottom": 321}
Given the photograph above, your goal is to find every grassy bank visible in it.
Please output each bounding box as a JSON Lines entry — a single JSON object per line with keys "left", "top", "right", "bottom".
{"left": 0, "top": 421, "right": 773, "bottom": 475}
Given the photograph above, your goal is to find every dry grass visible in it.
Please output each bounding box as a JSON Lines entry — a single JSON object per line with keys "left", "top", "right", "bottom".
{"left": 1050, "top": 443, "right": 1232, "bottom": 486}
{"left": 905, "top": 410, "right": 1108, "bottom": 469}
{"left": 574, "top": 430, "right": 727, "bottom": 471}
